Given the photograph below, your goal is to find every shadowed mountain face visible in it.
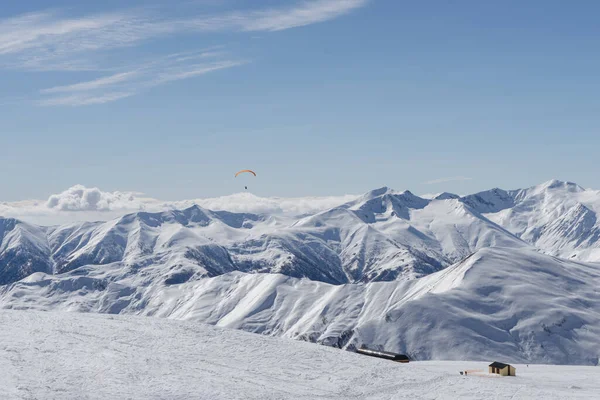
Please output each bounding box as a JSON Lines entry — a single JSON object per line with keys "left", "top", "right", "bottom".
{"left": 0, "top": 219, "right": 53, "bottom": 285}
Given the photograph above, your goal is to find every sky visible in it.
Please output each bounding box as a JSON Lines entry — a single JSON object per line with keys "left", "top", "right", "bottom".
{"left": 1, "top": 0, "right": 600, "bottom": 203}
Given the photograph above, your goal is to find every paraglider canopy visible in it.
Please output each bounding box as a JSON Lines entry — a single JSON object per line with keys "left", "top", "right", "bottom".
{"left": 235, "top": 169, "right": 256, "bottom": 177}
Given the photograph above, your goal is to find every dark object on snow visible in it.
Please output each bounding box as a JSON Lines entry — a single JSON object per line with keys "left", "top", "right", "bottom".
{"left": 356, "top": 346, "right": 410, "bottom": 363}
{"left": 489, "top": 362, "right": 516, "bottom": 376}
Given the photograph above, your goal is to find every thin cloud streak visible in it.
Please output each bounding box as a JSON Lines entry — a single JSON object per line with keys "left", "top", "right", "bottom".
{"left": 41, "top": 71, "right": 140, "bottom": 94}
{"left": 37, "top": 92, "right": 135, "bottom": 107}
{"left": 423, "top": 176, "right": 473, "bottom": 185}
{"left": 238, "top": 0, "right": 369, "bottom": 31}
{"left": 38, "top": 58, "right": 247, "bottom": 106}
{"left": 177, "top": 0, "right": 369, "bottom": 32}
{"left": 152, "top": 60, "right": 247, "bottom": 84}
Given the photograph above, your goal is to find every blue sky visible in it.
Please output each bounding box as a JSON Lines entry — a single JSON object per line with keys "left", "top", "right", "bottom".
{"left": 1, "top": 0, "right": 599, "bottom": 201}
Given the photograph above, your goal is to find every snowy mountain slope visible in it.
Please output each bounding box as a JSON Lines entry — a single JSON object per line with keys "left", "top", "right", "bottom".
{"left": 47, "top": 207, "right": 246, "bottom": 277}
{"left": 292, "top": 188, "right": 528, "bottom": 281}
{"left": 3, "top": 310, "right": 599, "bottom": 400}
{"left": 460, "top": 188, "right": 519, "bottom": 214}
{"left": 465, "top": 180, "right": 600, "bottom": 261}
{"left": 0, "top": 218, "right": 53, "bottom": 285}
{"left": 0, "top": 186, "right": 529, "bottom": 286}
{"left": 3, "top": 247, "right": 599, "bottom": 365}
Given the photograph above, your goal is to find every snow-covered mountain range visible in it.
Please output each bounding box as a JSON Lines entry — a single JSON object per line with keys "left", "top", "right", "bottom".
{"left": 1, "top": 179, "right": 600, "bottom": 365}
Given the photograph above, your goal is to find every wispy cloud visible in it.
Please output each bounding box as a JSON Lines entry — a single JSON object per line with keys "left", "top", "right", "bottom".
{"left": 38, "top": 56, "right": 246, "bottom": 106}
{"left": 423, "top": 176, "right": 473, "bottom": 185}
{"left": 151, "top": 59, "right": 246, "bottom": 85}
{"left": 0, "top": 1, "right": 368, "bottom": 70}
{"left": 0, "top": 11, "right": 153, "bottom": 71}
{"left": 37, "top": 91, "right": 136, "bottom": 107}
{"left": 41, "top": 71, "right": 140, "bottom": 94}
{"left": 206, "top": 0, "right": 369, "bottom": 32}
{"left": 0, "top": 0, "right": 369, "bottom": 105}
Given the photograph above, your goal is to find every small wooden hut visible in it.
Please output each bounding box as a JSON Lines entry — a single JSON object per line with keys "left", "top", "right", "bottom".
{"left": 489, "top": 362, "right": 516, "bottom": 376}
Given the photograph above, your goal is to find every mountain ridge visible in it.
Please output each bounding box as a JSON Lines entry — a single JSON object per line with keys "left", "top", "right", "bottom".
{"left": 2, "top": 179, "right": 600, "bottom": 286}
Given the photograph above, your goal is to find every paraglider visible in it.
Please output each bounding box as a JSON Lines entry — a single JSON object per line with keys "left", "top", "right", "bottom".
{"left": 234, "top": 170, "right": 256, "bottom": 177}
{"left": 235, "top": 169, "right": 256, "bottom": 190}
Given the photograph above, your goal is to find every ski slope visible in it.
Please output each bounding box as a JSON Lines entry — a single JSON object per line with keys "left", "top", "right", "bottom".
{"left": 1, "top": 310, "right": 598, "bottom": 400}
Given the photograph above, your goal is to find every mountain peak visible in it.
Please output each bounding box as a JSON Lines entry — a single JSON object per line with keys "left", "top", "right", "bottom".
{"left": 434, "top": 192, "right": 460, "bottom": 200}
{"left": 395, "top": 190, "right": 429, "bottom": 207}
{"left": 183, "top": 204, "right": 205, "bottom": 213}
{"left": 459, "top": 188, "right": 516, "bottom": 214}
{"left": 537, "top": 179, "right": 584, "bottom": 192}
{"left": 363, "top": 186, "right": 393, "bottom": 199}
{"left": 0, "top": 216, "right": 20, "bottom": 226}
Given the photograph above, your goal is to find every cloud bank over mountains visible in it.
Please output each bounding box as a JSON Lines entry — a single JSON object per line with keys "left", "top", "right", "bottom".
{"left": 45, "top": 185, "right": 141, "bottom": 212}
{"left": 0, "top": 185, "right": 358, "bottom": 225}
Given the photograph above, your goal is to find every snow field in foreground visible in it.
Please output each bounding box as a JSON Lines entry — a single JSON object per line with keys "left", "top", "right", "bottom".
{"left": 1, "top": 310, "right": 598, "bottom": 400}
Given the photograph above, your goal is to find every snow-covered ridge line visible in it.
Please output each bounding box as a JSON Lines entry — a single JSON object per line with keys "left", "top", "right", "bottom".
{"left": 0, "top": 184, "right": 531, "bottom": 285}
{"left": 2, "top": 179, "right": 600, "bottom": 287}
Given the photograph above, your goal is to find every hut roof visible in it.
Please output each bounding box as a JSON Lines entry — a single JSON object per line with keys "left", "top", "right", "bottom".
{"left": 489, "top": 362, "right": 510, "bottom": 369}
